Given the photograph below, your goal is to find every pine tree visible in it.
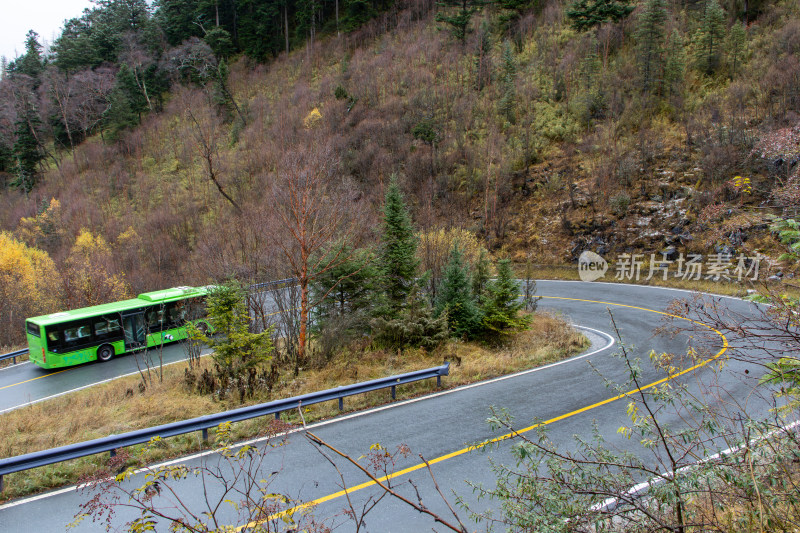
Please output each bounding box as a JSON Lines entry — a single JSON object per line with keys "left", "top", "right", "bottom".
{"left": 12, "top": 105, "right": 44, "bottom": 193}
{"left": 435, "top": 243, "right": 483, "bottom": 338}
{"left": 103, "top": 87, "right": 138, "bottom": 140}
{"left": 497, "top": 0, "right": 539, "bottom": 31}
{"left": 379, "top": 178, "right": 420, "bottom": 318}
{"left": 727, "top": 20, "right": 746, "bottom": 78}
{"left": 204, "top": 27, "right": 235, "bottom": 60}
{"left": 116, "top": 64, "right": 149, "bottom": 119}
{"left": 15, "top": 30, "right": 45, "bottom": 81}
{"left": 635, "top": 0, "right": 667, "bottom": 96}
{"left": 311, "top": 246, "right": 379, "bottom": 335}
{"left": 472, "top": 247, "right": 492, "bottom": 298}
{"left": 498, "top": 41, "right": 517, "bottom": 124}
{"left": 373, "top": 285, "right": 449, "bottom": 350}
{"left": 201, "top": 281, "right": 273, "bottom": 385}
{"left": 481, "top": 259, "right": 531, "bottom": 336}
{"left": 566, "top": 0, "right": 634, "bottom": 32}
{"left": 695, "top": 0, "right": 726, "bottom": 75}
{"left": 435, "top": 0, "right": 486, "bottom": 44}
{"left": 663, "top": 30, "right": 686, "bottom": 96}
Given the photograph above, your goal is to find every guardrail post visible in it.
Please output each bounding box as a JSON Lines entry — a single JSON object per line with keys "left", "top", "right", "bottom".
{"left": 275, "top": 412, "right": 280, "bottom": 420}
{"left": 201, "top": 428, "right": 208, "bottom": 443}
{"left": 338, "top": 397, "right": 344, "bottom": 411}
{"left": 110, "top": 449, "right": 116, "bottom": 459}
{"left": 12, "top": 354, "right": 16, "bottom": 364}
{"left": 437, "top": 375, "right": 441, "bottom": 388}
{"left": 391, "top": 385, "right": 396, "bottom": 400}
{"left": 0, "top": 474, "right": 4, "bottom": 492}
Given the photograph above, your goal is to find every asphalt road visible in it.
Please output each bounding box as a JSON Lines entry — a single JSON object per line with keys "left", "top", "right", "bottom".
{"left": 0, "top": 341, "right": 214, "bottom": 414}
{"left": 0, "top": 281, "right": 771, "bottom": 532}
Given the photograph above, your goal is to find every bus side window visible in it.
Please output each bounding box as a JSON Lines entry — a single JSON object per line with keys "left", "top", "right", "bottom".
{"left": 63, "top": 320, "right": 92, "bottom": 348}
{"left": 146, "top": 307, "right": 165, "bottom": 329}
{"left": 94, "top": 316, "right": 122, "bottom": 340}
{"left": 46, "top": 327, "right": 62, "bottom": 352}
{"left": 64, "top": 327, "right": 79, "bottom": 342}
{"left": 167, "top": 302, "right": 185, "bottom": 328}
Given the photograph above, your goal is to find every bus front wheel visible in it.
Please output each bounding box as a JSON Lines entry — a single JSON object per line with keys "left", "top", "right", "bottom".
{"left": 98, "top": 345, "right": 115, "bottom": 362}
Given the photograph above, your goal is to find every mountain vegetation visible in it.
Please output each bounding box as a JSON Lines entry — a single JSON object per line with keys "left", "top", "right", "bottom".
{"left": 1, "top": 0, "right": 800, "bottom": 349}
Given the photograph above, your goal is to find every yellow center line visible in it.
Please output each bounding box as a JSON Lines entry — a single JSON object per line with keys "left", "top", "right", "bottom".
{"left": 0, "top": 368, "right": 71, "bottom": 391}
{"left": 247, "top": 296, "right": 728, "bottom": 528}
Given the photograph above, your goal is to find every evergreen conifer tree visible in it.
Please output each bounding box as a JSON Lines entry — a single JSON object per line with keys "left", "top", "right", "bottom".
{"left": 201, "top": 281, "right": 273, "bottom": 384}
{"left": 472, "top": 247, "right": 492, "bottom": 299}
{"left": 373, "top": 285, "right": 449, "bottom": 350}
{"left": 103, "top": 87, "right": 138, "bottom": 139}
{"left": 435, "top": 0, "right": 486, "bottom": 44}
{"left": 12, "top": 106, "right": 44, "bottom": 193}
{"left": 16, "top": 31, "right": 45, "bottom": 81}
{"left": 379, "top": 178, "right": 420, "bottom": 318}
{"left": 435, "top": 243, "right": 482, "bottom": 338}
{"left": 566, "top": 0, "right": 634, "bottom": 32}
{"left": 635, "top": 0, "right": 667, "bottom": 96}
{"left": 311, "top": 246, "right": 378, "bottom": 335}
{"left": 481, "top": 258, "right": 531, "bottom": 336}
{"left": 498, "top": 41, "right": 517, "bottom": 124}
{"left": 663, "top": 30, "right": 686, "bottom": 96}
{"left": 695, "top": 0, "right": 726, "bottom": 75}
{"left": 727, "top": 20, "right": 746, "bottom": 78}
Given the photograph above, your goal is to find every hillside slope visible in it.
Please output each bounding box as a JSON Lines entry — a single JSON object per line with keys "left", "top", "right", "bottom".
{"left": 1, "top": 0, "right": 799, "bottom": 343}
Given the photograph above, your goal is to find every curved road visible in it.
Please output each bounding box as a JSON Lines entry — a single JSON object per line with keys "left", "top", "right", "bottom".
{"left": 0, "top": 282, "right": 770, "bottom": 531}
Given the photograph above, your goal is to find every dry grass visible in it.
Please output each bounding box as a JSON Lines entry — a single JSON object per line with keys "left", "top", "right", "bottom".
{"left": 0, "top": 312, "right": 586, "bottom": 503}
{"left": 0, "top": 345, "right": 28, "bottom": 369}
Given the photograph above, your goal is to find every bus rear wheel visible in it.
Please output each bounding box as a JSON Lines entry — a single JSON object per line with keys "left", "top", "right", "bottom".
{"left": 98, "top": 345, "right": 115, "bottom": 362}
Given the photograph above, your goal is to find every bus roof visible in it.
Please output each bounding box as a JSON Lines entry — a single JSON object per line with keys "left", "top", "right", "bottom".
{"left": 27, "top": 286, "right": 210, "bottom": 326}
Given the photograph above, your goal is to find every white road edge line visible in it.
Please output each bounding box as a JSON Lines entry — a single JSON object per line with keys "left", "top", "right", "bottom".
{"left": 0, "top": 361, "right": 31, "bottom": 373}
{"left": 537, "top": 279, "right": 752, "bottom": 302}
{"left": 0, "top": 324, "right": 614, "bottom": 510}
{"left": 590, "top": 418, "right": 800, "bottom": 512}
{"left": 0, "top": 350, "right": 214, "bottom": 416}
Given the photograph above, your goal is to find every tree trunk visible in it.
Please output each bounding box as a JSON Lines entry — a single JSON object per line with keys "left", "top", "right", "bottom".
{"left": 285, "top": 4, "right": 290, "bottom": 55}
{"left": 298, "top": 273, "right": 308, "bottom": 376}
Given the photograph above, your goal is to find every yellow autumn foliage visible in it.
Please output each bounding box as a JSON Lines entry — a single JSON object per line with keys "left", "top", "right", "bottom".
{"left": 15, "top": 198, "right": 64, "bottom": 250}
{"left": 417, "top": 227, "right": 490, "bottom": 283}
{"left": 303, "top": 107, "right": 323, "bottom": 129}
{"left": 0, "top": 232, "right": 63, "bottom": 345}
{"left": 64, "top": 229, "right": 132, "bottom": 308}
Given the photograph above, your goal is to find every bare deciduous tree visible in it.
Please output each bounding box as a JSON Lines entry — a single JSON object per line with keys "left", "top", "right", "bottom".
{"left": 119, "top": 32, "right": 155, "bottom": 112}
{"left": 184, "top": 96, "right": 242, "bottom": 214}
{"left": 266, "top": 137, "right": 366, "bottom": 374}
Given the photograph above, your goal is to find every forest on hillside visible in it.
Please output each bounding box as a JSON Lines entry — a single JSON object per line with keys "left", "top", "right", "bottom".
{"left": 2, "top": 0, "right": 800, "bottom": 345}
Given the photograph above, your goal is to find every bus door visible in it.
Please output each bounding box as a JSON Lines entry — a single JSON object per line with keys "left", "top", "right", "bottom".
{"left": 121, "top": 311, "right": 146, "bottom": 351}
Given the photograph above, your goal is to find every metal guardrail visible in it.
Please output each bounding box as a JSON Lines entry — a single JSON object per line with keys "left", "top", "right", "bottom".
{"left": 0, "top": 349, "right": 28, "bottom": 365}
{"left": 0, "top": 362, "right": 449, "bottom": 491}
{"left": 249, "top": 277, "right": 297, "bottom": 291}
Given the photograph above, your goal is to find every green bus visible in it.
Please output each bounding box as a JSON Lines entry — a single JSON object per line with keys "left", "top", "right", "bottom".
{"left": 26, "top": 286, "right": 212, "bottom": 370}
